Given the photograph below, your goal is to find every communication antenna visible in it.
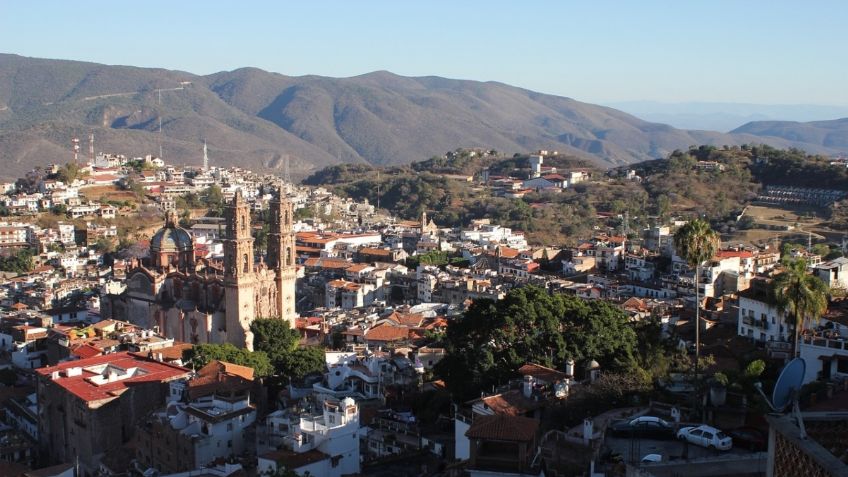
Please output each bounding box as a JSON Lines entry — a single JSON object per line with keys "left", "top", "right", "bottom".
{"left": 71, "top": 137, "right": 80, "bottom": 163}
{"left": 158, "top": 88, "right": 163, "bottom": 160}
{"left": 755, "top": 357, "right": 807, "bottom": 438}
{"left": 376, "top": 170, "right": 381, "bottom": 210}
{"left": 202, "top": 140, "right": 209, "bottom": 171}
{"left": 284, "top": 155, "right": 291, "bottom": 184}
{"left": 89, "top": 132, "right": 95, "bottom": 164}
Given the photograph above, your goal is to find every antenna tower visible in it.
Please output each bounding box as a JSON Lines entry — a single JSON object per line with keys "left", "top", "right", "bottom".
{"left": 284, "top": 155, "right": 291, "bottom": 184}
{"left": 376, "top": 171, "right": 381, "bottom": 210}
{"left": 72, "top": 137, "right": 80, "bottom": 163}
{"left": 202, "top": 140, "right": 209, "bottom": 171}
{"left": 88, "top": 133, "right": 95, "bottom": 163}
{"left": 158, "top": 88, "right": 163, "bottom": 160}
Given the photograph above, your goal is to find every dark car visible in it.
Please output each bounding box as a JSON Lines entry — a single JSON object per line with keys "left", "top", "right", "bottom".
{"left": 609, "top": 416, "right": 674, "bottom": 439}
{"left": 727, "top": 427, "right": 767, "bottom": 451}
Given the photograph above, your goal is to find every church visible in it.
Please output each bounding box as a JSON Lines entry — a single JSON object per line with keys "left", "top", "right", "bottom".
{"left": 103, "top": 189, "right": 297, "bottom": 349}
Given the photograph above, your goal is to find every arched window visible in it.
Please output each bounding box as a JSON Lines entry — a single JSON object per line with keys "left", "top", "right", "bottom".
{"left": 243, "top": 253, "right": 249, "bottom": 273}
{"left": 240, "top": 215, "right": 246, "bottom": 232}
{"left": 286, "top": 246, "right": 292, "bottom": 266}
{"left": 284, "top": 210, "right": 290, "bottom": 226}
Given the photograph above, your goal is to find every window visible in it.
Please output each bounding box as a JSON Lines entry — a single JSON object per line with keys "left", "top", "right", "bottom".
{"left": 690, "top": 430, "right": 704, "bottom": 437}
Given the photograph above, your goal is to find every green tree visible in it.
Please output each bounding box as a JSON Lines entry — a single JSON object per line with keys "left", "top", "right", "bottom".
{"left": 183, "top": 343, "right": 273, "bottom": 377}
{"left": 435, "top": 286, "right": 637, "bottom": 400}
{"left": 673, "top": 218, "right": 720, "bottom": 380}
{"left": 201, "top": 185, "right": 225, "bottom": 215}
{"left": 0, "top": 249, "right": 34, "bottom": 274}
{"left": 772, "top": 258, "right": 829, "bottom": 357}
{"left": 251, "top": 318, "right": 300, "bottom": 358}
{"left": 250, "top": 319, "right": 326, "bottom": 380}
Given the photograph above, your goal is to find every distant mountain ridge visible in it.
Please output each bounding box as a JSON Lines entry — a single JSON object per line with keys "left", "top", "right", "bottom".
{"left": 731, "top": 118, "right": 848, "bottom": 151}
{"left": 0, "top": 53, "right": 845, "bottom": 180}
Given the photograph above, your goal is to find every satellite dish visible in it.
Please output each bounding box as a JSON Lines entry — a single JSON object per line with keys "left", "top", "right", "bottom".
{"left": 772, "top": 357, "right": 806, "bottom": 411}
{"left": 755, "top": 357, "right": 807, "bottom": 439}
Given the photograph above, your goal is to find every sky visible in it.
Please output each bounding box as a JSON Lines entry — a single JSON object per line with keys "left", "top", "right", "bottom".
{"left": 2, "top": 0, "right": 847, "bottom": 106}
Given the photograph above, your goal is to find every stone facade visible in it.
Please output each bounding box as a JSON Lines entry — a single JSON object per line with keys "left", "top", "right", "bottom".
{"left": 104, "top": 189, "right": 297, "bottom": 348}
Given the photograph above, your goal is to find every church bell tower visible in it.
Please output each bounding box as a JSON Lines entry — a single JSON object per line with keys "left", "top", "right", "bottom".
{"left": 224, "top": 190, "right": 256, "bottom": 348}
{"left": 268, "top": 186, "right": 298, "bottom": 325}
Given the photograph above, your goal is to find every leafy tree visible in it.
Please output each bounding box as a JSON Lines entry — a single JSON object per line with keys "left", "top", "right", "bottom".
{"left": 94, "top": 237, "right": 115, "bottom": 254}
{"left": 183, "top": 343, "right": 273, "bottom": 377}
{"left": 201, "top": 185, "right": 225, "bottom": 216}
{"left": 250, "top": 319, "right": 326, "bottom": 380}
{"left": 0, "top": 249, "right": 34, "bottom": 274}
{"left": 674, "top": 219, "right": 720, "bottom": 378}
{"left": 772, "top": 258, "right": 829, "bottom": 357}
{"left": 276, "top": 345, "right": 326, "bottom": 381}
{"left": 51, "top": 204, "right": 68, "bottom": 216}
{"left": 251, "top": 318, "right": 300, "bottom": 357}
{"left": 435, "top": 286, "right": 637, "bottom": 400}
{"left": 56, "top": 162, "right": 88, "bottom": 184}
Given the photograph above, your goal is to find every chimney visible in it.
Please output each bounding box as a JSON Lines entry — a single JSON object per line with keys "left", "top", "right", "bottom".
{"left": 522, "top": 375, "right": 535, "bottom": 398}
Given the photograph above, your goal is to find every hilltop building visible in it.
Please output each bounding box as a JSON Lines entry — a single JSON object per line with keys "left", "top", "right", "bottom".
{"left": 103, "top": 189, "right": 297, "bottom": 348}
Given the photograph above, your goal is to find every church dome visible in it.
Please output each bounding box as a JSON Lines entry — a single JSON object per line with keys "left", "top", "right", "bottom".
{"left": 150, "top": 210, "right": 193, "bottom": 253}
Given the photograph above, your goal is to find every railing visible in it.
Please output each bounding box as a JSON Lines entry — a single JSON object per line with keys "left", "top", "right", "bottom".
{"left": 802, "top": 335, "right": 848, "bottom": 351}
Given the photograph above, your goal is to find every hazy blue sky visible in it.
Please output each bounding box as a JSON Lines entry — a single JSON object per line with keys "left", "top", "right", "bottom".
{"left": 2, "top": 0, "right": 846, "bottom": 105}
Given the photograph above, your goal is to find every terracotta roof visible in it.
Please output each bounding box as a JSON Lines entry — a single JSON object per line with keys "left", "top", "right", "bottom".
{"left": 72, "top": 344, "right": 103, "bottom": 359}
{"left": 151, "top": 342, "right": 193, "bottom": 362}
{"left": 466, "top": 414, "right": 539, "bottom": 442}
{"left": 187, "top": 360, "right": 255, "bottom": 400}
{"left": 518, "top": 363, "right": 570, "bottom": 382}
{"left": 35, "top": 352, "right": 189, "bottom": 403}
{"left": 716, "top": 250, "right": 754, "bottom": 259}
{"left": 365, "top": 324, "right": 410, "bottom": 342}
{"left": 473, "top": 389, "right": 543, "bottom": 416}
{"left": 359, "top": 247, "right": 393, "bottom": 257}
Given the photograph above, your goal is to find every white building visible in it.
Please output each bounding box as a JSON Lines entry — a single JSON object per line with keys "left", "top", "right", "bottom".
{"left": 258, "top": 398, "right": 361, "bottom": 477}
{"left": 737, "top": 282, "right": 791, "bottom": 343}
{"left": 814, "top": 257, "right": 848, "bottom": 290}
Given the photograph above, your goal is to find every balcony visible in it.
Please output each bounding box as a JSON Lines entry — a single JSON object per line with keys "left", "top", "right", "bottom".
{"left": 801, "top": 335, "right": 848, "bottom": 352}
{"left": 741, "top": 316, "right": 769, "bottom": 330}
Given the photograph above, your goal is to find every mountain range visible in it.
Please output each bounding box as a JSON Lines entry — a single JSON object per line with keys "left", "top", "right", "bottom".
{"left": 608, "top": 101, "right": 848, "bottom": 132}
{"left": 0, "top": 53, "right": 846, "bottom": 180}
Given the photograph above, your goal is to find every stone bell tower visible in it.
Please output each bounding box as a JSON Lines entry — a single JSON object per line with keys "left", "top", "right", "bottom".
{"left": 224, "top": 190, "right": 256, "bottom": 348}
{"left": 268, "top": 187, "right": 298, "bottom": 326}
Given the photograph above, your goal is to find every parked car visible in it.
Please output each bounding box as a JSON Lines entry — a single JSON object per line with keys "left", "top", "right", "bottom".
{"left": 677, "top": 424, "right": 733, "bottom": 450}
{"left": 609, "top": 416, "right": 674, "bottom": 439}
{"left": 727, "top": 427, "right": 767, "bottom": 451}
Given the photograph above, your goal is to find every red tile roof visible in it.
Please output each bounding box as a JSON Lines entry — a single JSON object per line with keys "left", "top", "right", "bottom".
{"left": 365, "top": 324, "right": 410, "bottom": 342}
{"left": 518, "top": 363, "right": 570, "bottom": 382}
{"left": 36, "top": 352, "right": 189, "bottom": 403}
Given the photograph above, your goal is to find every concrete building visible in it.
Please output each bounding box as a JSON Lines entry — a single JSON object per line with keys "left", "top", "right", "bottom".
{"left": 737, "top": 278, "right": 791, "bottom": 344}
{"left": 35, "top": 352, "right": 190, "bottom": 476}
{"left": 136, "top": 360, "right": 257, "bottom": 473}
{"left": 814, "top": 257, "right": 848, "bottom": 290}
{"left": 257, "top": 398, "right": 361, "bottom": 477}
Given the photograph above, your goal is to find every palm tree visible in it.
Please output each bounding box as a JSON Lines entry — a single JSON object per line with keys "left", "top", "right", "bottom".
{"left": 673, "top": 219, "right": 720, "bottom": 380}
{"left": 773, "top": 257, "right": 829, "bottom": 358}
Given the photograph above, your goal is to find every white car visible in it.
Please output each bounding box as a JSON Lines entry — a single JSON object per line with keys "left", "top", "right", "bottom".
{"left": 677, "top": 424, "right": 733, "bottom": 450}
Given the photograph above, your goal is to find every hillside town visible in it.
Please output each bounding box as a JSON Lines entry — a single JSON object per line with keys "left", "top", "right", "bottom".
{"left": 0, "top": 144, "right": 845, "bottom": 477}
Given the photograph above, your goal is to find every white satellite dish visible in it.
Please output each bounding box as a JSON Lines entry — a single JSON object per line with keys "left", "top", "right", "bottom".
{"left": 755, "top": 357, "right": 807, "bottom": 438}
